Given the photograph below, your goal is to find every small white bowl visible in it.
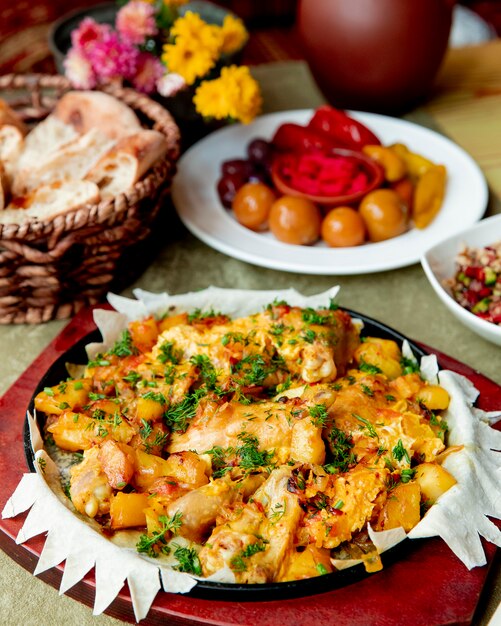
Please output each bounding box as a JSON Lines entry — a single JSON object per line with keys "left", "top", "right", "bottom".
{"left": 421, "top": 214, "right": 501, "bottom": 346}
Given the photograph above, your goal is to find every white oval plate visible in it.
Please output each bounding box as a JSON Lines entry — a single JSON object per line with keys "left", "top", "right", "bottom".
{"left": 172, "top": 110, "right": 488, "bottom": 275}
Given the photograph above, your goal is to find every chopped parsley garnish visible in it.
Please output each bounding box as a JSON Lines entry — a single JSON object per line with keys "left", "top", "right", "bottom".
{"left": 123, "top": 371, "right": 142, "bottom": 386}
{"left": 400, "top": 468, "right": 416, "bottom": 483}
{"left": 43, "top": 387, "right": 55, "bottom": 397}
{"left": 302, "top": 308, "right": 330, "bottom": 325}
{"left": 316, "top": 563, "right": 329, "bottom": 575}
{"left": 164, "top": 365, "right": 176, "bottom": 385}
{"left": 87, "top": 357, "right": 111, "bottom": 368}
{"left": 269, "top": 501, "right": 286, "bottom": 523}
{"left": 136, "top": 512, "right": 183, "bottom": 558}
{"left": 173, "top": 545, "right": 202, "bottom": 575}
{"left": 392, "top": 439, "right": 411, "bottom": 464}
{"left": 221, "top": 331, "right": 246, "bottom": 347}
{"left": 110, "top": 330, "right": 138, "bottom": 358}
{"left": 301, "top": 328, "right": 317, "bottom": 343}
{"left": 139, "top": 418, "right": 153, "bottom": 439}
{"left": 358, "top": 360, "right": 383, "bottom": 375}
{"left": 163, "top": 388, "right": 205, "bottom": 432}
{"left": 205, "top": 445, "right": 233, "bottom": 478}
{"left": 309, "top": 404, "right": 329, "bottom": 427}
{"left": 73, "top": 381, "right": 84, "bottom": 390}
{"left": 96, "top": 424, "right": 108, "bottom": 438}
{"left": 158, "top": 341, "right": 181, "bottom": 365}
{"left": 187, "top": 308, "right": 223, "bottom": 323}
{"left": 360, "top": 384, "right": 374, "bottom": 397}
{"left": 353, "top": 413, "right": 378, "bottom": 439}
{"left": 88, "top": 392, "right": 107, "bottom": 401}
{"left": 236, "top": 432, "right": 275, "bottom": 470}
{"left": 400, "top": 356, "right": 420, "bottom": 375}
{"left": 327, "top": 427, "right": 356, "bottom": 473}
{"left": 230, "top": 540, "right": 268, "bottom": 572}
{"left": 232, "top": 353, "right": 283, "bottom": 387}
{"left": 92, "top": 409, "right": 106, "bottom": 421}
{"left": 190, "top": 354, "right": 219, "bottom": 390}
{"left": 142, "top": 390, "right": 167, "bottom": 405}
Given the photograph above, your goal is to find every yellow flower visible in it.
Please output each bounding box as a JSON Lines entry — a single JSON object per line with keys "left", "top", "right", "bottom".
{"left": 162, "top": 38, "right": 216, "bottom": 85}
{"left": 171, "top": 11, "right": 223, "bottom": 55}
{"left": 194, "top": 65, "right": 262, "bottom": 124}
{"left": 220, "top": 15, "right": 248, "bottom": 55}
{"left": 163, "top": 0, "right": 189, "bottom": 6}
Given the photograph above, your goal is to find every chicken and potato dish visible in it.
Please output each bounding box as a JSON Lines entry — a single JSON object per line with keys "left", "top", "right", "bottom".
{"left": 35, "top": 301, "right": 456, "bottom": 582}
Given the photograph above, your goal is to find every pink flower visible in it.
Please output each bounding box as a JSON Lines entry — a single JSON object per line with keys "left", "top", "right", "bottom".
{"left": 116, "top": 1, "right": 157, "bottom": 46}
{"left": 71, "top": 17, "right": 111, "bottom": 52}
{"left": 132, "top": 52, "right": 164, "bottom": 94}
{"left": 87, "top": 31, "right": 139, "bottom": 81}
{"left": 64, "top": 47, "right": 97, "bottom": 89}
{"left": 157, "top": 72, "right": 187, "bottom": 97}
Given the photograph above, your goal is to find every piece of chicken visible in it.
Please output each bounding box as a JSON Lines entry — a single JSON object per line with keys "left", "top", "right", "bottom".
{"left": 199, "top": 467, "right": 302, "bottom": 583}
{"left": 168, "top": 385, "right": 336, "bottom": 466}
{"left": 166, "top": 473, "right": 264, "bottom": 543}
{"left": 151, "top": 305, "right": 359, "bottom": 392}
{"left": 69, "top": 446, "right": 112, "bottom": 518}
{"left": 295, "top": 465, "right": 388, "bottom": 549}
{"left": 324, "top": 371, "right": 445, "bottom": 467}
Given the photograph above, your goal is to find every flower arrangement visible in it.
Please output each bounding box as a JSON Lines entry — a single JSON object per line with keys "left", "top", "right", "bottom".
{"left": 64, "top": 0, "right": 262, "bottom": 124}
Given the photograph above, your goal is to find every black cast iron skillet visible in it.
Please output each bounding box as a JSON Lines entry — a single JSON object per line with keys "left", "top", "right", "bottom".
{"left": 24, "top": 308, "right": 428, "bottom": 601}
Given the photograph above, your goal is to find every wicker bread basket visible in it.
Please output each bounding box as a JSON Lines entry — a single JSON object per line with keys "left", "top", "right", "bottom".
{"left": 0, "top": 74, "right": 180, "bottom": 324}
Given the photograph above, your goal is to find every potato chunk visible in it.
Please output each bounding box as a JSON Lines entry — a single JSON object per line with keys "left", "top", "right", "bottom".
{"left": 110, "top": 492, "right": 149, "bottom": 529}
{"left": 35, "top": 379, "right": 91, "bottom": 415}
{"left": 374, "top": 482, "right": 421, "bottom": 532}
{"left": 414, "top": 462, "right": 456, "bottom": 504}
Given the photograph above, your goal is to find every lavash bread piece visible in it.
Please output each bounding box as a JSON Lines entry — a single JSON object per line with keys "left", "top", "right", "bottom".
{"left": 0, "top": 98, "right": 28, "bottom": 136}
{"left": 16, "top": 115, "right": 79, "bottom": 174}
{"left": 0, "top": 125, "right": 24, "bottom": 182}
{"left": 0, "top": 180, "right": 100, "bottom": 225}
{"left": 86, "top": 130, "right": 168, "bottom": 199}
{"left": 13, "top": 128, "right": 114, "bottom": 195}
{"left": 53, "top": 91, "right": 142, "bottom": 140}
{"left": 0, "top": 163, "right": 9, "bottom": 210}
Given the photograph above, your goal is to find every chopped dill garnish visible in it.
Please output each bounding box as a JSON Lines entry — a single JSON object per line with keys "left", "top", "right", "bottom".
{"left": 110, "top": 330, "right": 138, "bottom": 358}
{"left": 136, "top": 512, "right": 183, "bottom": 558}
{"left": 309, "top": 404, "right": 329, "bottom": 427}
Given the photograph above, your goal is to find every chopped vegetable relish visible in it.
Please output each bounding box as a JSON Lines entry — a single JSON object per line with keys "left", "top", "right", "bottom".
{"left": 446, "top": 241, "right": 501, "bottom": 325}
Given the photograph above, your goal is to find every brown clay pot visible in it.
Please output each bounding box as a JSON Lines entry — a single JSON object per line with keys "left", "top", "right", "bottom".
{"left": 297, "top": 0, "right": 455, "bottom": 114}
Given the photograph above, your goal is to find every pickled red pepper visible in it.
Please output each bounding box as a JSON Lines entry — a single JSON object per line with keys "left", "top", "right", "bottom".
{"left": 274, "top": 152, "right": 371, "bottom": 197}
{"left": 308, "top": 106, "right": 382, "bottom": 150}
{"left": 272, "top": 107, "right": 382, "bottom": 154}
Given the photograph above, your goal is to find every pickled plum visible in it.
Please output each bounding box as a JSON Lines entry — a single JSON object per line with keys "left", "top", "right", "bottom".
{"left": 247, "top": 138, "right": 273, "bottom": 166}
{"left": 217, "top": 173, "right": 246, "bottom": 208}
{"left": 221, "top": 159, "right": 255, "bottom": 179}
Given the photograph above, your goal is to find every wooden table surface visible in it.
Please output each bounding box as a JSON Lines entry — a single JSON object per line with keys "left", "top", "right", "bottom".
{"left": 0, "top": 34, "right": 500, "bottom": 626}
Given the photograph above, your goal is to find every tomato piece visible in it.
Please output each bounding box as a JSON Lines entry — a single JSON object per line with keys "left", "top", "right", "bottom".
{"left": 321, "top": 207, "right": 366, "bottom": 247}
{"left": 359, "top": 189, "right": 408, "bottom": 242}
{"left": 232, "top": 182, "right": 276, "bottom": 231}
{"left": 269, "top": 196, "right": 321, "bottom": 245}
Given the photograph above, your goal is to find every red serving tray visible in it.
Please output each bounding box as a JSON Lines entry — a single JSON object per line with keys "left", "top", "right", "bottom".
{"left": 0, "top": 306, "right": 499, "bottom": 626}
